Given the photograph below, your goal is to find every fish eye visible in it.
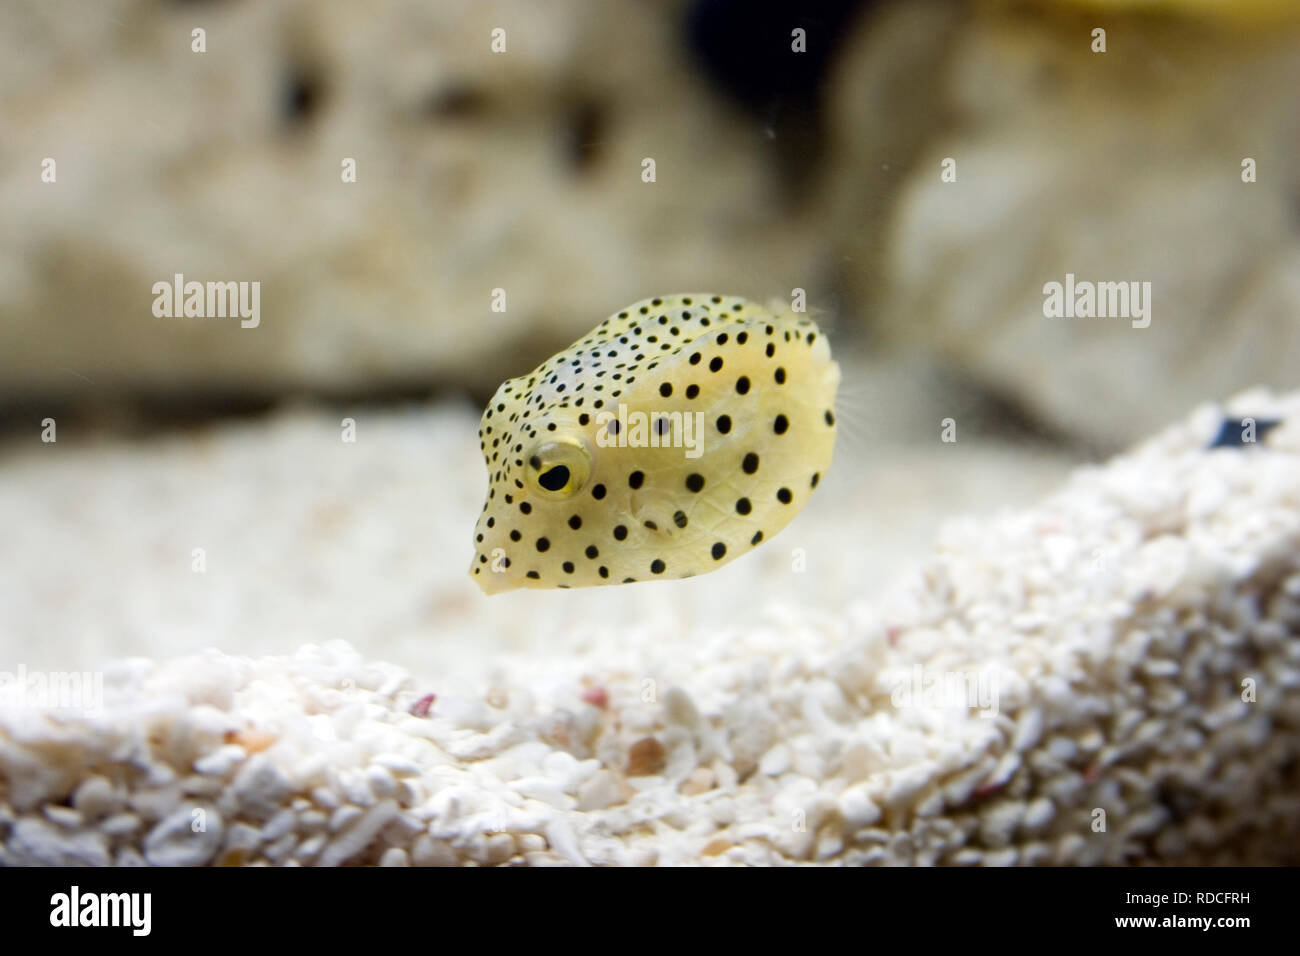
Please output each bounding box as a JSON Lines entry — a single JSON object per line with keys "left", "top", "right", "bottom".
{"left": 525, "top": 438, "right": 591, "bottom": 499}
{"left": 538, "top": 465, "right": 569, "bottom": 490}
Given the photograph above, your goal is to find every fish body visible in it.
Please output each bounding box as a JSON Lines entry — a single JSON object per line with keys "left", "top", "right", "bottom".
{"left": 470, "top": 294, "right": 838, "bottom": 592}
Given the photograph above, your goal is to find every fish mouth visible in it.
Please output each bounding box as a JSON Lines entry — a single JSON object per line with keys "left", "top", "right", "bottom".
{"left": 470, "top": 565, "right": 497, "bottom": 594}
{"left": 469, "top": 560, "right": 518, "bottom": 595}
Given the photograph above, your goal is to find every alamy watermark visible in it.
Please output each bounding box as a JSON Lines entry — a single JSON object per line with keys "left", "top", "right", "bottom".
{"left": 0, "top": 664, "right": 104, "bottom": 716}
{"left": 1042, "top": 273, "right": 1151, "bottom": 329}
{"left": 50, "top": 886, "right": 150, "bottom": 936}
{"left": 152, "top": 273, "right": 260, "bottom": 328}
{"left": 595, "top": 405, "right": 705, "bottom": 459}
{"left": 886, "top": 664, "right": 1000, "bottom": 718}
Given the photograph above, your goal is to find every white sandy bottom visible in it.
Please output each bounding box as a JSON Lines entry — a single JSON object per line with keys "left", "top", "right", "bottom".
{"left": 1, "top": 390, "right": 1298, "bottom": 865}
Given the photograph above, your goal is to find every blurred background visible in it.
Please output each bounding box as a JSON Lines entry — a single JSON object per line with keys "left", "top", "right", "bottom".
{"left": 1, "top": 0, "right": 1298, "bottom": 676}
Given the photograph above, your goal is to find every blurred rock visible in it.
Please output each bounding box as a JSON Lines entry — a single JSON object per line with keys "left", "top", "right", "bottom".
{"left": 0, "top": 0, "right": 827, "bottom": 403}
{"left": 833, "top": 8, "right": 1300, "bottom": 446}
{"left": 6, "top": 0, "right": 1298, "bottom": 451}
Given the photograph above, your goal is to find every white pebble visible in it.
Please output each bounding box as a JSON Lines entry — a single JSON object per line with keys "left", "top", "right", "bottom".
{"left": 129, "top": 786, "right": 181, "bottom": 820}
{"left": 42, "top": 805, "right": 83, "bottom": 828}
{"left": 1011, "top": 709, "right": 1044, "bottom": 752}
{"left": 988, "top": 752, "right": 1021, "bottom": 788}
{"left": 261, "top": 808, "right": 298, "bottom": 842}
{"left": 411, "top": 833, "right": 457, "bottom": 867}
{"left": 295, "top": 833, "right": 327, "bottom": 861}
{"left": 577, "top": 771, "right": 620, "bottom": 812}
{"left": 181, "top": 774, "right": 225, "bottom": 797}
{"left": 759, "top": 744, "right": 791, "bottom": 777}
{"left": 509, "top": 777, "right": 574, "bottom": 809}
{"left": 365, "top": 765, "right": 398, "bottom": 798}
{"left": 71, "top": 776, "right": 122, "bottom": 819}
{"left": 662, "top": 687, "right": 702, "bottom": 729}
{"left": 143, "top": 806, "right": 224, "bottom": 866}
{"left": 544, "top": 817, "right": 587, "bottom": 866}
{"left": 467, "top": 832, "right": 515, "bottom": 865}
{"left": 339, "top": 771, "right": 378, "bottom": 807}
{"left": 101, "top": 813, "right": 142, "bottom": 836}
{"left": 319, "top": 799, "right": 399, "bottom": 867}
{"left": 232, "top": 755, "right": 292, "bottom": 818}
{"left": 542, "top": 750, "right": 580, "bottom": 782}
{"left": 194, "top": 745, "right": 248, "bottom": 777}
{"left": 224, "top": 822, "right": 262, "bottom": 853}
{"left": 885, "top": 765, "right": 933, "bottom": 806}
{"left": 838, "top": 784, "right": 882, "bottom": 827}
{"left": 298, "top": 809, "right": 328, "bottom": 831}
{"left": 1023, "top": 797, "right": 1056, "bottom": 831}
{"left": 516, "top": 833, "right": 547, "bottom": 853}
{"left": 372, "top": 753, "right": 422, "bottom": 776}
{"left": 816, "top": 831, "right": 845, "bottom": 860}
{"left": 329, "top": 805, "right": 364, "bottom": 833}
{"left": 10, "top": 818, "right": 109, "bottom": 866}
{"left": 263, "top": 833, "right": 298, "bottom": 862}
{"left": 379, "top": 847, "right": 410, "bottom": 867}
{"left": 310, "top": 786, "right": 340, "bottom": 810}
{"left": 398, "top": 779, "right": 425, "bottom": 806}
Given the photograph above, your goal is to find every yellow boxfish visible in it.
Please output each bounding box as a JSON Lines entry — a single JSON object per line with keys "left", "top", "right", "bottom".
{"left": 471, "top": 294, "right": 839, "bottom": 592}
